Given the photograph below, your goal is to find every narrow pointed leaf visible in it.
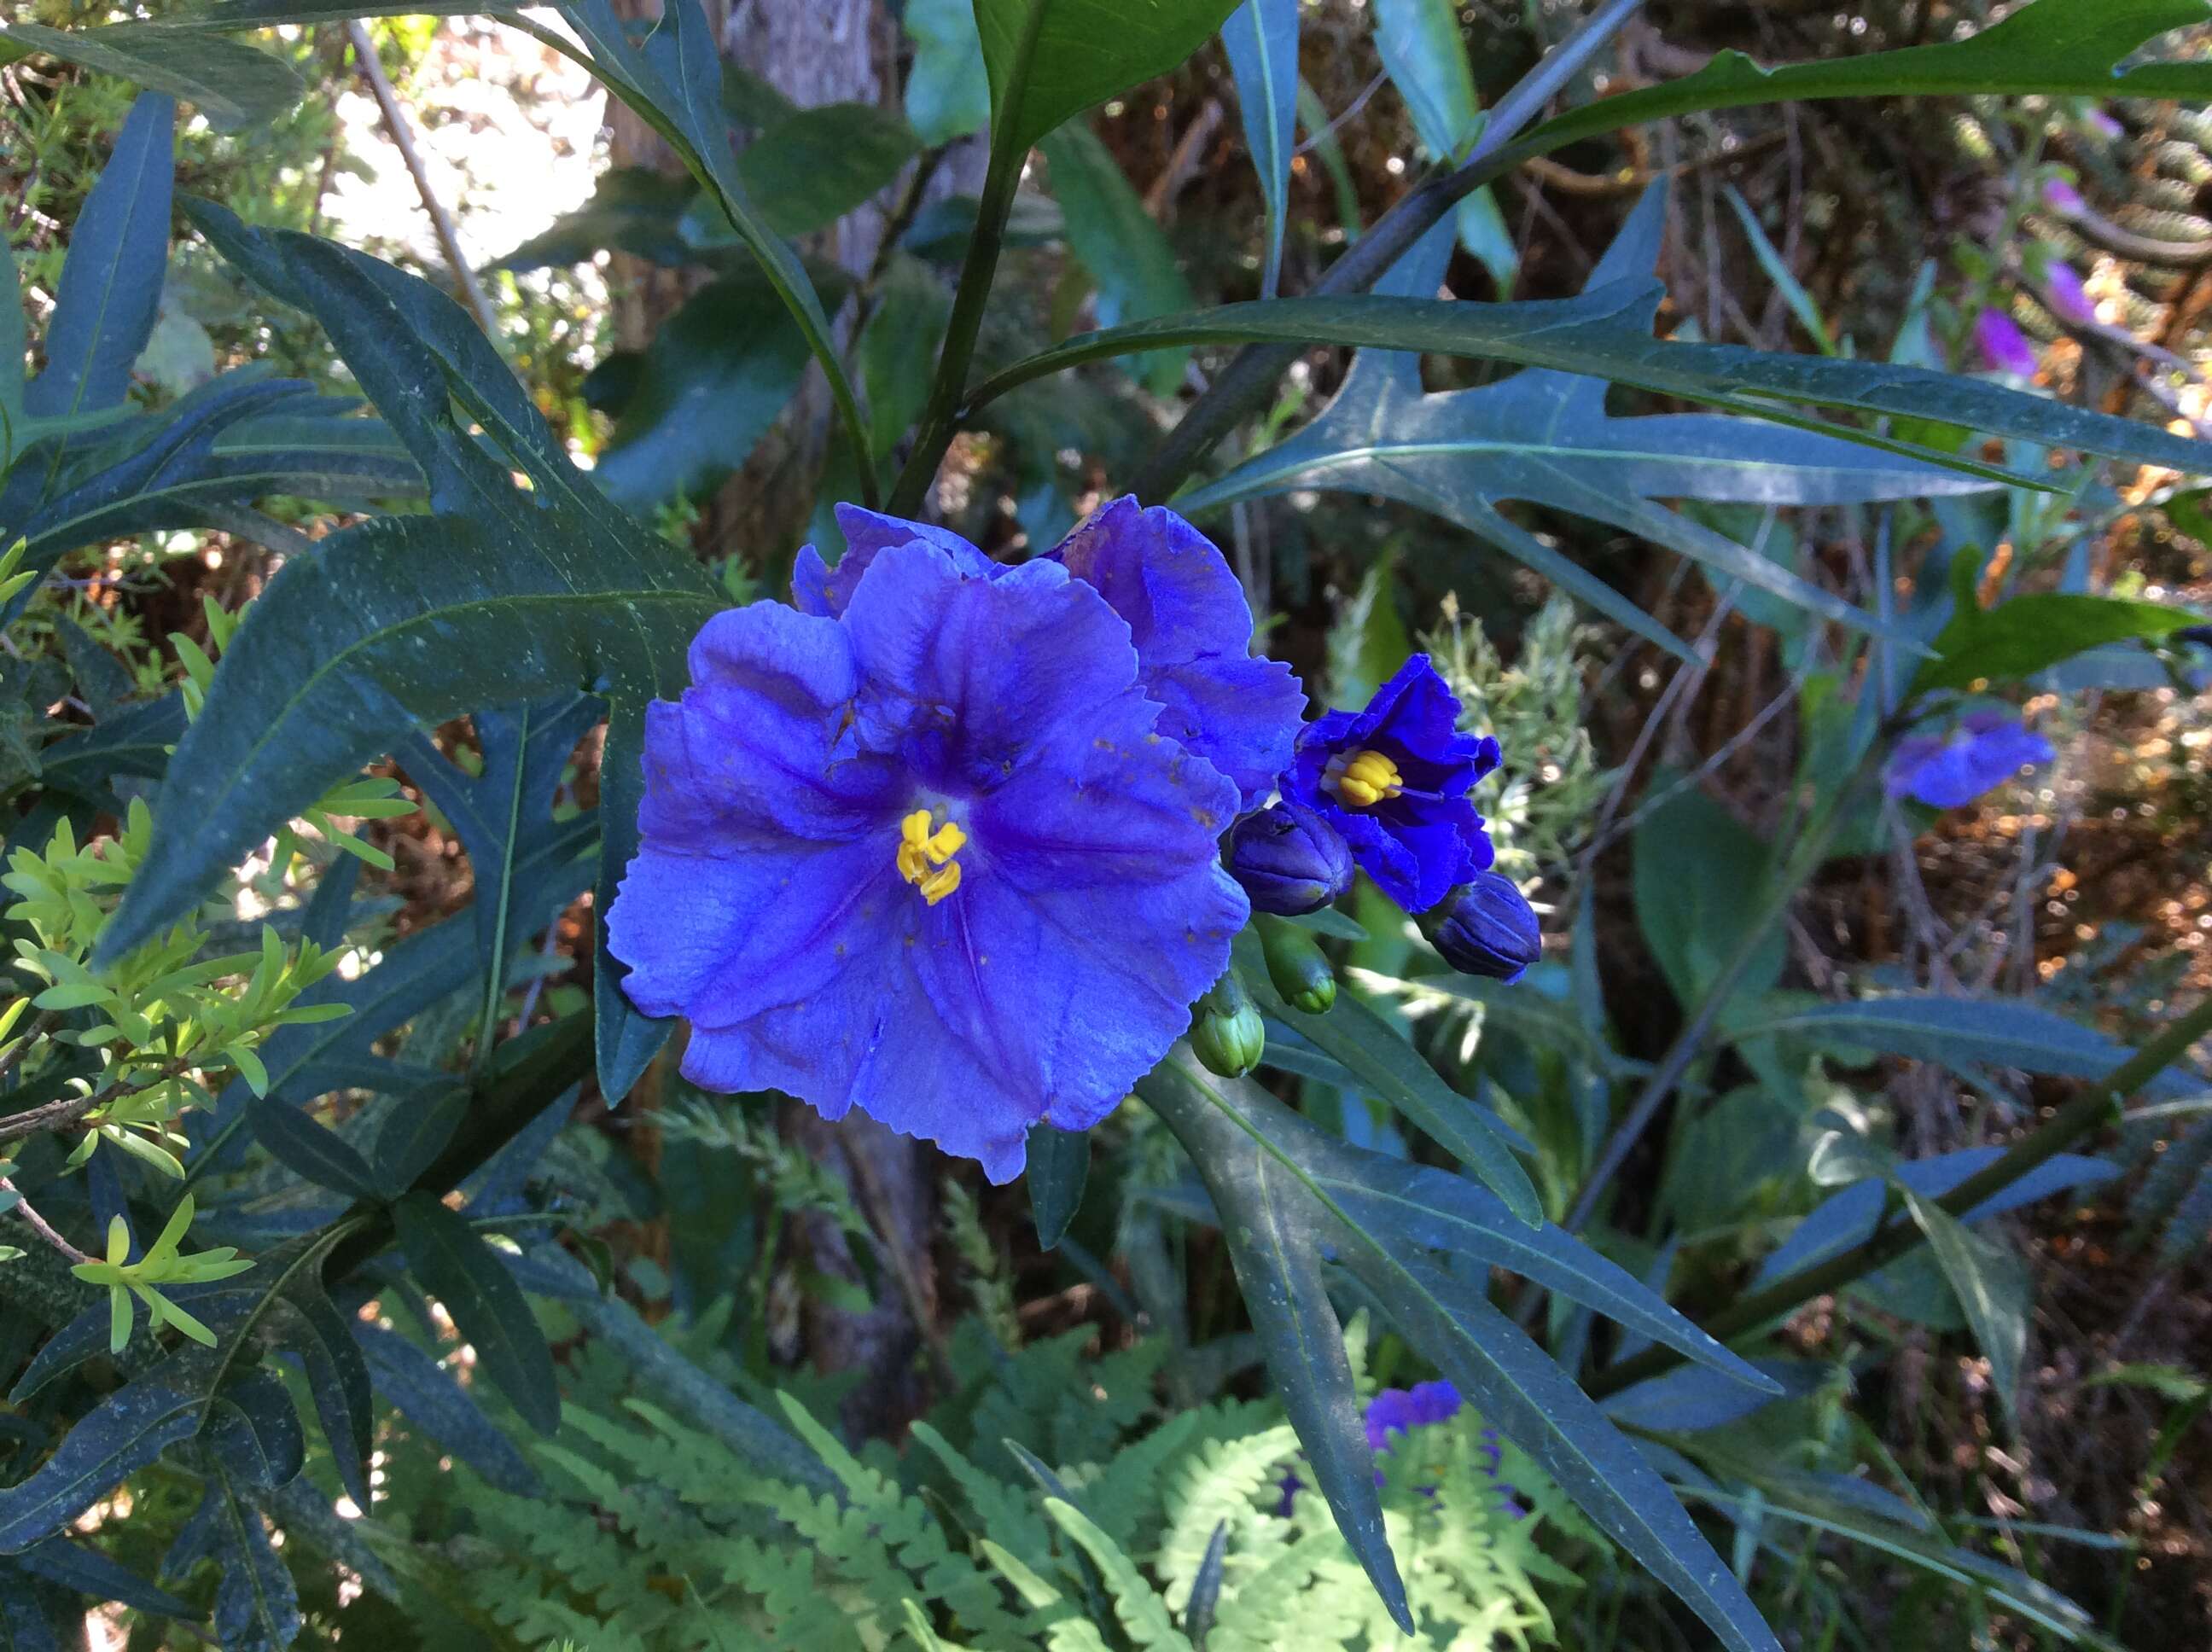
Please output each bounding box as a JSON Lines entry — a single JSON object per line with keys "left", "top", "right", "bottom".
{"left": 1220, "top": 0, "right": 1298, "bottom": 297}
{"left": 246, "top": 1093, "right": 378, "bottom": 1201}
{"left": 392, "top": 1192, "right": 560, "bottom": 1434}
{"left": 1903, "top": 1190, "right": 2029, "bottom": 1427}
{"left": 1027, "top": 1125, "right": 1091, "bottom": 1248}
{"left": 1137, "top": 1062, "right": 1412, "bottom": 1632}
{"left": 1236, "top": 930, "right": 1539, "bottom": 1224}
{"left": 975, "top": 0, "right": 1243, "bottom": 155}
{"left": 0, "top": 22, "right": 301, "bottom": 131}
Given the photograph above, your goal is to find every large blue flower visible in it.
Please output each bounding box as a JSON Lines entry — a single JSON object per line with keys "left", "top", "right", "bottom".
{"left": 1886, "top": 712, "right": 2055, "bottom": 809}
{"left": 1283, "top": 655, "right": 1500, "bottom": 913}
{"left": 794, "top": 497, "right": 1302, "bottom": 806}
{"left": 608, "top": 542, "right": 1249, "bottom": 1181}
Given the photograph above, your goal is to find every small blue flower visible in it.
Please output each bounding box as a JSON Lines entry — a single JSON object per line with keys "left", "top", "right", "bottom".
{"left": 1433, "top": 872, "right": 1541, "bottom": 983}
{"left": 1283, "top": 655, "right": 1500, "bottom": 913}
{"left": 608, "top": 541, "right": 1249, "bottom": 1182}
{"left": 1364, "top": 1379, "right": 1464, "bottom": 1451}
{"left": 1887, "top": 712, "right": 2055, "bottom": 809}
{"left": 794, "top": 497, "right": 1303, "bottom": 807}
{"left": 1225, "top": 802, "right": 1354, "bottom": 916}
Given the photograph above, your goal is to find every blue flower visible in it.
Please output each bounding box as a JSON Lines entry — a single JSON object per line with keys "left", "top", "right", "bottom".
{"left": 1363, "top": 1379, "right": 1464, "bottom": 1451}
{"left": 1283, "top": 655, "right": 1500, "bottom": 913}
{"left": 608, "top": 541, "right": 1249, "bottom": 1182}
{"left": 1886, "top": 712, "right": 2055, "bottom": 809}
{"left": 795, "top": 497, "right": 1303, "bottom": 806}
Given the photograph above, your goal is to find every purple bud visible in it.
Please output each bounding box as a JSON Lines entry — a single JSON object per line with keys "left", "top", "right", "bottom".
{"left": 2042, "top": 177, "right": 2087, "bottom": 216}
{"left": 2086, "top": 109, "right": 2123, "bottom": 141}
{"left": 2042, "top": 260, "right": 2096, "bottom": 326}
{"left": 1225, "top": 803, "right": 1354, "bottom": 916}
{"left": 1974, "top": 308, "right": 2038, "bottom": 377}
{"left": 1432, "top": 871, "right": 1541, "bottom": 984}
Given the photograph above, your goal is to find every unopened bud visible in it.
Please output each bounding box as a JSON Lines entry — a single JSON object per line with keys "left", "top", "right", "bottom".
{"left": 1190, "top": 970, "right": 1266, "bottom": 1078}
{"left": 1432, "top": 873, "right": 1541, "bottom": 984}
{"left": 1258, "top": 916, "right": 1336, "bottom": 1015}
{"left": 1225, "top": 804, "right": 1353, "bottom": 916}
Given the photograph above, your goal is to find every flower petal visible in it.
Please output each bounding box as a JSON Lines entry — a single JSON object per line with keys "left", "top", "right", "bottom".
{"left": 839, "top": 544, "right": 1143, "bottom": 796}
{"left": 1051, "top": 497, "right": 1304, "bottom": 802}
{"left": 792, "top": 507, "right": 996, "bottom": 617}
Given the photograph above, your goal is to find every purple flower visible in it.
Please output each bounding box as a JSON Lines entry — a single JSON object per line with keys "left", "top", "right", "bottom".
{"left": 2085, "top": 108, "right": 2123, "bottom": 142}
{"left": 2042, "top": 177, "right": 2087, "bottom": 216}
{"left": 1364, "top": 1379, "right": 1464, "bottom": 1451}
{"left": 794, "top": 497, "right": 1304, "bottom": 807}
{"left": 1974, "top": 308, "right": 2038, "bottom": 377}
{"left": 1886, "top": 713, "right": 2055, "bottom": 809}
{"left": 608, "top": 541, "right": 1248, "bottom": 1182}
{"left": 1282, "top": 655, "right": 1500, "bottom": 913}
{"left": 2042, "top": 260, "right": 2096, "bottom": 326}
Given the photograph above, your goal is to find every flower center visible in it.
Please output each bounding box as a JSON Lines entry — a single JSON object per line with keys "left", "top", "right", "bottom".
{"left": 1324, "top": 747, "right": 1404, "bottom": 809}
{"left": 896, "top": 808, "right": 967, "bottom": 905}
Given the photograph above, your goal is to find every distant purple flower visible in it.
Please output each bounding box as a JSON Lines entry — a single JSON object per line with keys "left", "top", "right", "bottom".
{"left": 1974, "top": 308, "right": 2038, "bottom": 377}
{"left": 1279, "top": 1381, "right": 1524, "bottom": 1516}
{"left": 2042, "top": 177, "right": 2087, "bottom": 216}
{"left": 795, "top": 497, "right": 1304, "bottom": 807}
{"left": 2041, "top": 260, "right": 2096, "bottom": 327}
{"left": 609, "top": 539, "right": 1247, "bottom": 1182}
{"left": 1283, "top": 656, "right": 1500, "bottom": 913}
{"left": 1887, "top": 713, "right": 2055, "bottom": 808}
{"left": 2085, "top": 108, "right": 2123, "bottom": 142}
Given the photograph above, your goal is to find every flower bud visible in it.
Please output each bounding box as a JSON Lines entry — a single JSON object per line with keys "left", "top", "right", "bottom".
{"left": 1190, "top": 971, "right": 1266, "bottom": 1078}
{"left": 1432, "top": 873, "right": 1541, "bottom": 984}
{"left": 1225, "top": 804, "right": 1353, "bottom": 916}
{"left": 1258, "top": 916, "right": 1336, "bottom": 1015}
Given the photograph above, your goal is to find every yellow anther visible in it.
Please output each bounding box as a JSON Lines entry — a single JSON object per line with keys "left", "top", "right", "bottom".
{"left": 897, "top": 808, "right": 969, "bottom": 905}
{"left": 1326, "top": 747, "right": 1404, "bottom": 809}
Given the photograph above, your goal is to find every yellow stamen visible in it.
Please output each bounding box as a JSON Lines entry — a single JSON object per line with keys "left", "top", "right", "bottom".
{"left": 1325, "top": 747, "right": 1404, "bottom": 809}
{"left": 897, "top": 808, "right": 969, "bottom": 905}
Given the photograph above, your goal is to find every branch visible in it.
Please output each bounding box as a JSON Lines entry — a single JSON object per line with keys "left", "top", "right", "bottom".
{"left": 1587, "top": 989, "right": 2212, "bottom": 1399}
{"left": 2, "top": 1173, "right": 91, "bottom": 1265}
{"left": 346, "top": 20, "right": 500, "bottom": 338}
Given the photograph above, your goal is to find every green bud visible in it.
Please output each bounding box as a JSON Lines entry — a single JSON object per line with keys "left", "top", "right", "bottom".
{"left": 1257, "top": 916, "right": 1336, "bottom": 1015}
{"left": 1190, "top": 970, "right": 1266, "bottom": 1079}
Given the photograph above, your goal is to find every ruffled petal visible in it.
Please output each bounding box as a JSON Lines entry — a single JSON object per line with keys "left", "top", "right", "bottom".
{"left": 642, "top": 603, "right": 900, "bottom": 847}
{"left": 1051, "top": 496, "right": 1303, "bottom": 804}
{"left": 840, "top": 544, "right": 1144, "bottom": 797}
{"left": 791, "top": 507, "right": 997, "bottom": 617}
{"left": 608, "top": 835, "right": 901, "bottom": 1032}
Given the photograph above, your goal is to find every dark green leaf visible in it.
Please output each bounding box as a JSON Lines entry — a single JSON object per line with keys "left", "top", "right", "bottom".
{"left": 1027, "top": 1125, "right": 1090, "bottom": 1248}
{"left": 594, "top": 701, "right": 672, "bottom": 1107}
{"left": 738, "top": 102, "right": 919, "bottom": 237}
{"left": 974, "top": 0, "right": 1242, "bottom": 155}
{"left": 596, "top": 271, "right": 815, "bottom": 509}
{"left": 392, "top": 1192, "right": 560, "bottom": 1434}
{"left": 1633, "top": 774, "right": 1783, "bottom": 1011}
{"left": 246, "top": 1093, "right": 379, "bottom": 1201}
{"left": 1904, "top": 1189, "right": 2029, "bottom": 1427}
{"left": 15, "top": 1538, "right": 191, "bottom": 1620}
{"left": 1220, "top": 0, "right": 1297, "bottom": 298}
{"left": 859, "top": 256, "right": 952, "bottom": 463}
{"left": 0, "top": 22, "right": 300, "bottom": 131}
{"left": 265, "top": 1285, "right": 375, "bottom": 1510}
{"left": 370, "top": 1081, "right": 470, "bottom": 1199}
{"left": 161, "top": 1469, "right": 300, "bottom": 1652}
{"left": 1915, "top": 589, "right": 2203, "bottom": 694}
{"left": 970, "top": 288, "right": 2212, "bottom": 482}
{"left": 1040, "top": 123, "right": 1194, "bottom": 397}
{"left": 0, "top": 1348, "right": 213, "bottom": 1550}
{"left": 1136, "top": 1062, "right": 1412, "bottom": 1632}
{"left": 96, "top": 218, "right": 719, "bottom": 964}
{"left": 1520, "top": 0, "right": 2212, "bottom": 154}
{"left": 1234, "top": 930, "right": 1540, "bottom": 1224}
{"left": 21, "top": 93, "right": 172, "bottom": 425}
{"left": 352, "top": 1323, "right": 540, "bottom": 1494}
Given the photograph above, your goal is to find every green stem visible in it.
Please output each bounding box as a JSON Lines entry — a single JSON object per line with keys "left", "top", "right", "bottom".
{"left": 1588, "top": 990, "right": 2212, "bottom": 1400}
{"left": 885, "top": 6, "right": 1047, "bottom": 517}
